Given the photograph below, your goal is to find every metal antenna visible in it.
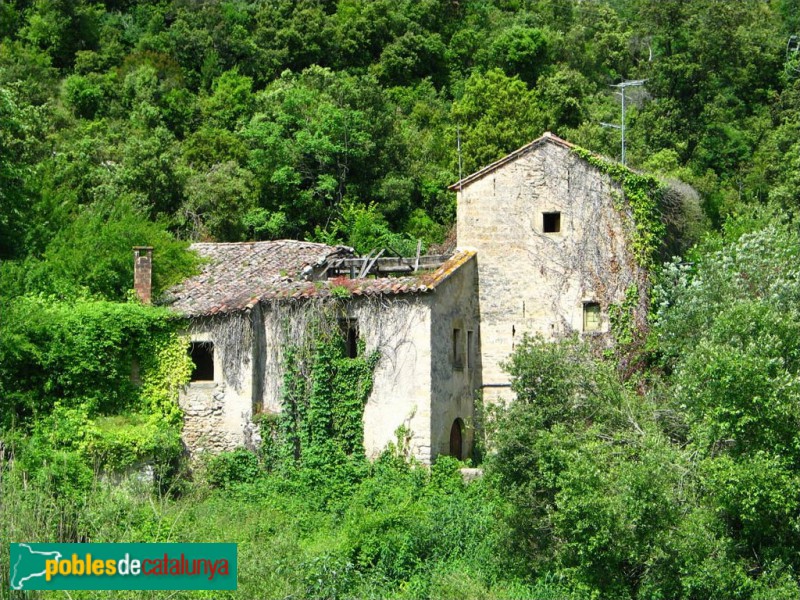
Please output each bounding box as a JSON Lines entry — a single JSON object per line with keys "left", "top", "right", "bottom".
{"left": 601, "top": 79, "right": 646, "bottom": 166}
{"left": 787, "top": 35, "right": 800, "bottom": 75}
{"left": 457, "top": 126, "right": 463, "bottom": 191}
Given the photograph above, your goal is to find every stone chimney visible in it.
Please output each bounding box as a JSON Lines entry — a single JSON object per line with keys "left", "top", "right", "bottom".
{"left": 133, "top": 246, "right": 153, "bottom": 304}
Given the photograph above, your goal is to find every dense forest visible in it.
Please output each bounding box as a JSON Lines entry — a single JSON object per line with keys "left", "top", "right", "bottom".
{"left": 4, "top": 0, "right": 800, "bottom": 598}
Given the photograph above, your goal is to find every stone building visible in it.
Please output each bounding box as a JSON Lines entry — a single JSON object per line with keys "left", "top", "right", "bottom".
{"left": 163, "top": 241, "right": 480, "bottom": 463}
{"left": 452, "top": 132, "right": 648, "bottom": 403}
{"left": 155, "top": 132, "right": 659, "bottom": 463}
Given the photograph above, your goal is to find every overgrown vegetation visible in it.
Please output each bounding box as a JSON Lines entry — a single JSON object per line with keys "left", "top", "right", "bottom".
{"left": 571, "top": 146, "right": 670, "bottom": 364}
{"left": 7, "top": 218, "right": 800, "bottom": 599}
{"left": 4, "top": 0, "right": 800, "bottom": 598}
{"left": 571, "top": 147, "right": 667, "bottom": 269}
{"left": 1, "top": 0, "right": 796, "bottom": 262}
{"left": 274, "top": 321, "right": 379, "bottom": 469}
{"left": 0, "top": 299, "right": 191, "bottom": 497}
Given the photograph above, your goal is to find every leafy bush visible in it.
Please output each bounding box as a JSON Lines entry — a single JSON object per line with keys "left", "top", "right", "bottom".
{"left": 0, "top": 297, "right": 188, "bottom": 427}
{"left": 83, "top": 413, "right": 182, "bottom": 473}
{"left": 205, "top": 448, "right": 263, "bottom": 489}
{"left": 484, "top": 224, "right": 800, "bottom": 598}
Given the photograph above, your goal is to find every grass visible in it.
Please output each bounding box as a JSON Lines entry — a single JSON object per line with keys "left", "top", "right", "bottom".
{"left": 0, "top": 455, "right": 583, "bottom": 600}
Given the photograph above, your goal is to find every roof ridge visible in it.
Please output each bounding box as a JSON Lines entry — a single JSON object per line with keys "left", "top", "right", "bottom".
{"left": 448, "top": 132, "right": 583, "bottom": 191}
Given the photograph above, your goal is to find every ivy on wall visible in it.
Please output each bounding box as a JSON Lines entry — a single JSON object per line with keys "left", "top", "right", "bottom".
{"left": 570, "top": 147, "right": 668, "bottom": 371}
{"left": 271, "top": 308, "right": 379, "bottom": 469}
{"left": 571, "top": 147, "right": 667, "bottom": 271}
{"left": 0, "top": 297, "right": 191, "bottom": 479}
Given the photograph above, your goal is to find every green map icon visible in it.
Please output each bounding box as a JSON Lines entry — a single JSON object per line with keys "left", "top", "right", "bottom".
{"left": 8, "top": 542, "right": 237, "bottom": 591}
{"left": 10, "top": 544, "right": 63, "bottom": 590}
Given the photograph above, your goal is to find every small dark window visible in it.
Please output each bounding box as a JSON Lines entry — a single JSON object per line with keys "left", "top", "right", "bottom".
{"left": 189, "top": 342, "right": 214, "bottom": 382}
{"left": 452, "top": 328, "right": 464, "bottom": 369}
{"left": 466, "top": 330, "right": 474, "bottom": 370}
{"left": 339, "top": 319, "right": 359, "bottom": 358}
{"left": 583, "top": 302, "right": 601, "bottom": 332}
{"left": 543, "top": 212, "right": 561, "bottom": 233}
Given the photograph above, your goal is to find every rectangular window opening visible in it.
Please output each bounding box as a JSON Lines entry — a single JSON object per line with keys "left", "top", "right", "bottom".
{"left": 466, "top": 330, "right": 474, "bottom": 370}
{"left": 452, "top": 328, "right": 464, "bottom": 369}
{"left": 583, "top": 302, "right": 601, "bottom": 332}
{"left": 339, "top": 319, "right": 359, "bottom": 358}
{"left": 189, "top": 342, "right": 215, "bottom": 382}
{"left": 543, "top": 212, "right": 561, "bottom": 233}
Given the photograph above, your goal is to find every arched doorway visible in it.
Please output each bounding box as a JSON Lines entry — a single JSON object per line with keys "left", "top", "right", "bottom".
{"left": 450, "top": 418, "right": 464, "bottom": 460}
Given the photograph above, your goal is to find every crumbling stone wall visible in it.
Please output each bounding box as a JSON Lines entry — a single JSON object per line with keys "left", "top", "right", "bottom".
{"left": 179, "top": 315, "right": 258, "bottom": 454}
{"left": 179, "top": 262, "right": 481, "bottom": 464}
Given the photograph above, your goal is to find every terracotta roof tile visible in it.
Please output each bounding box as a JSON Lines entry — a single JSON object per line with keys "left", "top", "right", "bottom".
{"left": 164, "top": 240, "right": 351, "bottom": 316}
{"left": 164, "top": 241, "right": 475, "bottom": 317}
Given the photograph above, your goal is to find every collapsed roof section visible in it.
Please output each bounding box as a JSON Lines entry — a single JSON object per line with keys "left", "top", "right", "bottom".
{"left": 164, "top": 239, "right": 473, "bottom": 317}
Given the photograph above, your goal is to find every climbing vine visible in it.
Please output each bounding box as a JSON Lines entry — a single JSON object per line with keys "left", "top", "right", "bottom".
{"left": 571, "top": 147, "right": 667, "bottom": 271}
{"left": 607, "top": 283, "right": 640, "bottom": 350}
{"left": 571, "top": 147, "right": 668, "bottom": 371}
{"left": 0, "top": 298, "right": 191, "bottom": 478}
{"left": 272, "top": 305, "right": 379, "bottom": 469}
{"left": 139, "top": 331, "right": 193, "bottom": 426}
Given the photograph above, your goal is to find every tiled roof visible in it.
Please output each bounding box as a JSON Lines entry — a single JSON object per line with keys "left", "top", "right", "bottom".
{"left": 164, "top": 240, "right": 476, "bottom": 317}
{"left": 164, "top": 240, "right": 351, "bottom": 316}
{"left": 449, "top": 131, "right": 578, "bottom": 190}
{"left": 258, "top": 249, "right": 475, "bottom": 303}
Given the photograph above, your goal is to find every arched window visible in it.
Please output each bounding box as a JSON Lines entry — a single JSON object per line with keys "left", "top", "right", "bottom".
{"left": 450, "top": 418, "right": 465, "bottom": 460}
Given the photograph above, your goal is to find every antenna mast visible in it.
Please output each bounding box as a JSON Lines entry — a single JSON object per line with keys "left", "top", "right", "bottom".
{"left": 457, "top": 126, "right": 463, "bottom": 190}
{"left": 601, "top": 79, "right": 646, "bottom": 166}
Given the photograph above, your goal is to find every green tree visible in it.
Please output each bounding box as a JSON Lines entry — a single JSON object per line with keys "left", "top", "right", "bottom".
{"left": 15, "top": 197, "right": 197, "bottom": 301}
{"left": 201, "top": 69, "right": 254, "bottom": 131}
{"left": 654, "top": 222, "right": 800, "bottom": 590}
{"left": 487, "top": 26, "right": 550, "bottom": 86}
{"left": 21, "top": 0, "right": 103, "bottom": 69}
{"left": 313, "top": 201, "right": 418, "bottom": 256}
{"left": 452, "top": 68, "right": 541, "bottom": 173}
{"left": 490, "top": 336, "right": 688, "bottom": 597}
{"left": 244, "top": 66, "right": 389, "bottom": 236}
{"left": 0, "top": 86, "right": 43, "bottom": 259}
{"left": 181, "top": 160, "right": 259, "bottom": 241}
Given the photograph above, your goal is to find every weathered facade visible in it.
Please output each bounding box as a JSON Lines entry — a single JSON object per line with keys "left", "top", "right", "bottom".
{"left": 162, "top": 132, "right": 651, "bottom": 462}
{"left": 165, "top": 241, "right": 479, "bottom": 462}
{"left": 453, "top": 132, "right": 647, "bottom": 403}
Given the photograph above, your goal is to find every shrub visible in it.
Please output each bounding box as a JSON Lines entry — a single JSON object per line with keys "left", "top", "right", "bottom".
{"left": 205, "top": 448, "right": 262, "bottom": 489}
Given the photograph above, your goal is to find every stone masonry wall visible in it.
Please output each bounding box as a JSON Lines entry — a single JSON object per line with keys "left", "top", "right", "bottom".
{"left": 457, "top": 140, "right": 641, "bottom": 404}
{"left": 429, "top": 255, "right": 481, "bottom": 459}
{"left": 179, "top": 317, "right": 257, "bottom": 455}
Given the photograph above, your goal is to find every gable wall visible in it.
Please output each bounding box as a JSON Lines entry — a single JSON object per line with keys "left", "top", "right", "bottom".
{"left": 457, "top": 141, "right": 640, "bottom": 403}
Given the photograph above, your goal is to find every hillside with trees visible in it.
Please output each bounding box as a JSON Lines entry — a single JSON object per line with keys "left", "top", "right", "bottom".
{"left": 3, "top": 1, "right": 800, "bottom": 598}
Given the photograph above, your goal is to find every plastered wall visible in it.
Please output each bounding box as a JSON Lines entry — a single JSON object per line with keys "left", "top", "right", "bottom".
{"left": 179, "top": 318, "right": 257, "bottom": 454}
{"left": 429, "top": 255, "right": 481, "bottom": 460}
{"left": 255, "top": 297, "right": 435, "bottom": 462}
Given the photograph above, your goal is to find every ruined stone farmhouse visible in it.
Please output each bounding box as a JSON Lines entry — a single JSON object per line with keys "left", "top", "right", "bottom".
{"left": 153, "top": 132, "right": 666, "bottom": 463}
